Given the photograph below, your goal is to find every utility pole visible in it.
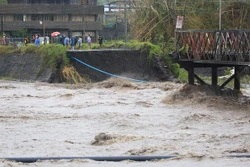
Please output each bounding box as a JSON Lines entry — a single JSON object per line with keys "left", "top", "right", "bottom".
{"left": 39, "top": 20, "right": 46, "bottom": 44}
{"left": 124, "top": 0, "right": 128, "bottom": 44}
{"left": 219, "top": 0, "right": 222, "bottom": 30}
{"left": 43, "top": 22, "right": 45, "bottom": 44}
{"left": 1, "top": 15, "right": 3, "bottom": 37}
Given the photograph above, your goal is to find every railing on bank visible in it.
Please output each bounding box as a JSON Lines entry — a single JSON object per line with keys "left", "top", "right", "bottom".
{"left": 0, "top": 38, "right": 24, "bottom": 45}
{"left": 175, "top": 30, "right": 250, "bottom": 62}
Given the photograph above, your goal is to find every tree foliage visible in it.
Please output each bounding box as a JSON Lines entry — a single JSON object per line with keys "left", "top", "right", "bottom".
{"left": 12, "top": 30, "right": 28, "bottom": 38}
{"left": 0, "top": 0, "right": 7, "bottom": 4}
{"left": 129, "top": 0, "right": 250, "bottom": 42}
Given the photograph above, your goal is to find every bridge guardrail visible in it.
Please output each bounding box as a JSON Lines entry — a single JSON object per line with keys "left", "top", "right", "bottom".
{"left": 175, "top": 30, "right": 250, "bottom": 62}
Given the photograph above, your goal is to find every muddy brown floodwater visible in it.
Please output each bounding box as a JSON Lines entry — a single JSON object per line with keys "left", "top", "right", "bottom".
{"left": 0, "top": 79, "right": 250, "bottom": 167}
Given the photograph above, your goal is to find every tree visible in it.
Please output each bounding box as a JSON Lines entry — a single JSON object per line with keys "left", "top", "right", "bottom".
{"left": 12, "top": 30, "right": 28, "bottom": 38}
{"left": 130, "top": 0, "right": 250, "bottom": 42}
{"left": 0, "top": 0, "right": 7, "bottom": 4}
{"left": 222, "top": 1, "right": 250, "bottom": 29}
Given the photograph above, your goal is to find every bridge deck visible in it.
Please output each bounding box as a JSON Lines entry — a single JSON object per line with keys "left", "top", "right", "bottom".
{"left": 179, "top": 59, "right": 250, "bottom": 67}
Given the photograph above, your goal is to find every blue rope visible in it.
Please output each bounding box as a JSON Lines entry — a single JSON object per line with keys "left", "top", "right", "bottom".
{"left": 71, "top": 57, "right": 147, "bottom": 83}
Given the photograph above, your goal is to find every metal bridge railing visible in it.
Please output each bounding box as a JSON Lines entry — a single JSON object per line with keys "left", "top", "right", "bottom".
{"left": 175, "top": 30, "right": 250, "bottom": 62}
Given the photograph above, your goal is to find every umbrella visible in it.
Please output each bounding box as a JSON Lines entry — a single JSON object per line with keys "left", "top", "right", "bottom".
{"left": 51, "top": 32, "right": 60, "bottom": 37}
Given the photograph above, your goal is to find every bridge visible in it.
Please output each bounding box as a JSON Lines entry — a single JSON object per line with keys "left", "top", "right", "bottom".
{"left": 175, "top": 29, "right": 250, "bottom": 91}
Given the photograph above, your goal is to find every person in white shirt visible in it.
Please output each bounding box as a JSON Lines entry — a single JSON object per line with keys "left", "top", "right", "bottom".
{"left": 78, "top": 37, "right": 82, "bottom": 50}
{"left": 87, "top": 34, "right": 91, "bottom": 50}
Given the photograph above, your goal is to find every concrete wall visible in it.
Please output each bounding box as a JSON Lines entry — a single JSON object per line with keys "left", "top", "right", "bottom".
{"left": 0, "top": 53, "right": 54, "bottom": 82}
{"left": 67, "top": 49, "right": 171, "bottom": 82}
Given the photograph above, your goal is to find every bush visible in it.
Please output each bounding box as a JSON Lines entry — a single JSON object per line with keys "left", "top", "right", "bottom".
{"left": 23, "top": 44, "right": 37, "bottom": 53}
{"left": 178, "top": 68, "right": 188, "bottom": 83}
{"left": 36, "top": 44, "right": 69, "bottom": 71}
{"left": 0, "top": 45, "right": 16, "bottom": 54}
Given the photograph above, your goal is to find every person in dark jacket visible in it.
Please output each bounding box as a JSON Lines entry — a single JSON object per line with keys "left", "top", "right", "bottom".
{"left": 71, "top": 36, "right": 76, "bottom": 50}
{"left": 55, "top": 35, "right": 60, "bottom": 44}
{"left": 98, "top": 35, "right": 103, "bottom": 48}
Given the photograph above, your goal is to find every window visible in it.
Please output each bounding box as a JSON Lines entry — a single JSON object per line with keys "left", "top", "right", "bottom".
{"left": 72, "top": 15, "right": 83, "bottom": 21}
{"left": 54, "top": 15, "right": 68, "bottom": 21}
{"left": 85, "top": 32, "right": 94, "bottom": 36}
{"left": 16, "top": 15, "right": 23, "bottom": 21}
{"left": 44, "top": 15, "right": 54, "bottom": 21}
{"left": 70, "top": 0, "right": 80, "bottom": 5}
{"left": 31, "top": 14, "right": 41, "bottom": 21}
{"left": 87, "top": 0, "right": 96, "bottom": 5}
{"left": 84, "top": 15, "right": 95, "bottom": 21}
{"left": 4, "top": 15, "right": 14, "bottom": 21}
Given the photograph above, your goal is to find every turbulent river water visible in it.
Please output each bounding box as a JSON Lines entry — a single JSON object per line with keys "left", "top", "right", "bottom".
{"left": 0, "top": 79, "right": 250, "bottom": 167}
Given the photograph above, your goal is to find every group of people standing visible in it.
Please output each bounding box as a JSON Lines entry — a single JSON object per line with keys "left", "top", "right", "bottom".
{"left": 0, "top": 36, "right": 10, "bottom": 45}
{"left": 65, "top": 34, "right": 103, "bottom": 50}
{"left": 63, "top": 35, "right": 83, "bottom": 50}
{"left": 32, "top": 33, "right": 103, "bottom": 50}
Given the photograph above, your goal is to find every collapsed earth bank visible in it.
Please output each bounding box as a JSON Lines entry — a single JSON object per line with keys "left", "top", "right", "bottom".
{"left": 0, "top": 50, "right": 173, "bottom": 83}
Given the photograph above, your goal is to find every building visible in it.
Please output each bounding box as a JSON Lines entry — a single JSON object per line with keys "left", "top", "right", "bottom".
{"left": 102, "top": 0, "right": 134, "bottom": 40}
{"left": 0, "top": 0, "right": 104, "bottom": 42}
